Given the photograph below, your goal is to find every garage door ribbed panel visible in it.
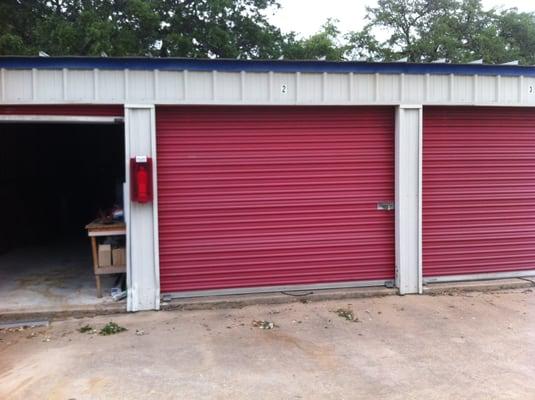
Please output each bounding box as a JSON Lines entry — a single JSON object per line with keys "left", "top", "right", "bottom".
{"left": 423, "top": 107, "right": 535, "bottom": 277}
{"left": 157, "top": 106, "right": 395, "bottom": 293}
{"left": 0, "top": 105, "right": 123, "bottom": 116}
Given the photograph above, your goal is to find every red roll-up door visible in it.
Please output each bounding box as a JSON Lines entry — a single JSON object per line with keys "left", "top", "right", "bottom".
{"left": 157, "top": 106, "right": 395, "bottom": 294}
{"left": 424, "top": 107, "right": 535, "bottom": 277}
{"left": 0, "top": 105, "right": 123, "bottom": 116}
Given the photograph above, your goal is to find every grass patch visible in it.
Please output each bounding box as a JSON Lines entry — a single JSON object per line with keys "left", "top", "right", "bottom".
{"left": 99, "top": 322, "right": 127, "bottom": 336}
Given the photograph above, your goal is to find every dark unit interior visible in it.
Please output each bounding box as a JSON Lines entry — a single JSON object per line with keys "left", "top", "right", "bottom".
{"left": 0, "top": 123, "right": 124, "bottom": 251}
{"left": 0, "top": 122, "right": 125, "bottom": 308}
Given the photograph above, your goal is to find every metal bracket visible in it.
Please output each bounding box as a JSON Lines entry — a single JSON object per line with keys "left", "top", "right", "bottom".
{"left": 384, "top": 280, "right": 395, "bottom": 289}
{"left": 161, "top": 294, "right": 172, "bottom": 302}
{"left": 377, "top": 201, "right": 395, "bottom": 211}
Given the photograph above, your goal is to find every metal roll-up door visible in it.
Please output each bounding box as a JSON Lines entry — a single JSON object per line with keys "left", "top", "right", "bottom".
{"left": 424, "top": 107, "right": 535, "bottom": 278}
{"left": 0, "top": 105, "right": 124, "bottom": 117}
{"left": 157, "top": 106, "right": 395, "bottom": 294}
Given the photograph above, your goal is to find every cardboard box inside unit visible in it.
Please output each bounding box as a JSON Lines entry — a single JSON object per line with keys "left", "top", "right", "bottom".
{"left": 98, "top": 244, "right": 112, "bottom": 267}
{"left": 112, "top": 247, "right": 126, "bottom": 266}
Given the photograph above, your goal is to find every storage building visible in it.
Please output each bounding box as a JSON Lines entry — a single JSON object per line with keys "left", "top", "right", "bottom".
{"left": 1, "top": 57, "right": 534, "bottom": 312}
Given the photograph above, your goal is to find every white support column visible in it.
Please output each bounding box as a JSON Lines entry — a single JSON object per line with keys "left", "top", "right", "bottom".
{"left": 125, "top": 105, "right": 160, "bottom": 311}
{"left": 395, "top": 105, "right": 423, "bottom": 294}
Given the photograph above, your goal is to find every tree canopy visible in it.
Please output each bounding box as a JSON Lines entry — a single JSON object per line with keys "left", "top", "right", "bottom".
{"left": 350, "top": 0, "right": 535, "bottom": 64}
{"left": 0, "top": 0, "right": 285, "bottom": 58}
{"left": 1, "top": 0, "right": 535, "bottom": 64}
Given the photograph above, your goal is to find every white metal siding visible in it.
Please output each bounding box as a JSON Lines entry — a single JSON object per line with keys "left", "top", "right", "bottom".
{"left": 2, "top": 68, "right": 535, "bottom": 106}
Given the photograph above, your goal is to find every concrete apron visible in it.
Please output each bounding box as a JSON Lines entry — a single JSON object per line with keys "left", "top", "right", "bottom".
{"left": 0, "top": 303, "right": 126, "bottom": 324}
{"left": 1, "top": 277, "right": 534, "bottom": 322}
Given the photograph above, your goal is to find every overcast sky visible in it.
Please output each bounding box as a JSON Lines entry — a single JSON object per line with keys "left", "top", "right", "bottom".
{"left": 268, "top": 0, "right": 535, "bottom": 37}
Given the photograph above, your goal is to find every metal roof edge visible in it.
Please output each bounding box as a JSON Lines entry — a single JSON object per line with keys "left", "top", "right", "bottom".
{"left": 1, "top": 56, "right": 534, "bottom": 77}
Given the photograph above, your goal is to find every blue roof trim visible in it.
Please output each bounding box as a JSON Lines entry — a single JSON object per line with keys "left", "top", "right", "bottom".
{"left": 1, "top": 56, "right": 535, "bottom": 77}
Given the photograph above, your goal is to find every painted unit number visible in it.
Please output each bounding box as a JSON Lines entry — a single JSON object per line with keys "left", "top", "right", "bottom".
{"left": 280, "top": 84, "right": 288, "bottom": 94}
{"left": 529, "top": 85, "right": 535, "bottom": 95}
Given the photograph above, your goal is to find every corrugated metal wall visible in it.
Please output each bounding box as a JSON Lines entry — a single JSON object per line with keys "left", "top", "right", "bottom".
{"left": 423, "top": 107, "right": 535, "bottom": 276}
{"left": 157, "top": 106, "right": 395, "bottom": 293}
{"left": 2, "top": 67, "right": 535, "bottom": 107}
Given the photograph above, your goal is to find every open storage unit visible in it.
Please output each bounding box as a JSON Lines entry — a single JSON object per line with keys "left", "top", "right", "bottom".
{"left": 0, "top": 105, "right": 126, "bottom": 311}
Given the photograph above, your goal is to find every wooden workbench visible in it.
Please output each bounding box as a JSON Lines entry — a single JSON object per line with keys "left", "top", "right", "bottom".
{"left": 85, "top": 219, "right": 126, "bottom": 298}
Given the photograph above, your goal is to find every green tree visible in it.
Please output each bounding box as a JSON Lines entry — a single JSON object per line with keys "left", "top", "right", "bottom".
{"left": 35, "top": 0, "right": 161, "bottom": 56}
{"left": 426, "top": 0, "right": 510, "bottom": 63}
{"left": 0, "top": 0, "right": 287, "bottom": 58}
{"left": 496, "top": 10, "right": 535, "bottom": 65}
{"left": 345, "top": 27, "right": 385, "bottom": 61}
{"left": 348, "top": 0, "right": 535, "bottom": 64}
{"left": 0, "top": 0, "right": 162, "bottom": 56}
{"left": 282, "top": 19, "right": 346, "bottom": 60}
{"left": 364, "top": 0, "right": 455, "bottom": 61}
{"left": 156, "top": 0, "right": 285, "bottom": 58}
{"left": 0, "top": 1, "right": 43, "bottom": 55}
{"left": 4, "top": 0, "right": 533, "bottom": 64}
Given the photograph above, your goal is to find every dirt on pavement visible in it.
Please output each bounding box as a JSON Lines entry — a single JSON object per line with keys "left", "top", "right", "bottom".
{"left": 1, "top": 288, "right": 534, "bottom": 400}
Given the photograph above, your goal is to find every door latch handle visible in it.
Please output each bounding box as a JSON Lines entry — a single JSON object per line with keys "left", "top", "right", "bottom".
{"left": 377, "top": 201, "right": 395, "bottom": 211}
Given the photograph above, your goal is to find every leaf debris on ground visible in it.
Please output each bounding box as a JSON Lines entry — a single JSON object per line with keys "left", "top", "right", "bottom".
{"left": 335, "top": 308, "right": 359, "bottom": 322}
{"left": 99, "top": 322, "right": 127, "bottom": 336}
{"left": 78, "top": 325, "right": 95, "bottom": 334}
{"left": 252, "top": 320, "right": 277, "bottom": 329}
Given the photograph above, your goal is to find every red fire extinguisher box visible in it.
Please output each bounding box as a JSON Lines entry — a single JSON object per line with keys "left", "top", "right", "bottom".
{"left": 130, "top": 156, "right": 153, "bottom": 203}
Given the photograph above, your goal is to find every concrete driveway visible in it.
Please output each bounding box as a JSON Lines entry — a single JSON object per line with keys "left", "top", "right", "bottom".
{"left": 1, "top": 288, "right": 534, "bottom": 400}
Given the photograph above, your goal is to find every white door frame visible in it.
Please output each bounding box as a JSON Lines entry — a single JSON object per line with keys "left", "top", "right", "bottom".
{"left": 124, "top": 105, "right": 160, "bottom": 311}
